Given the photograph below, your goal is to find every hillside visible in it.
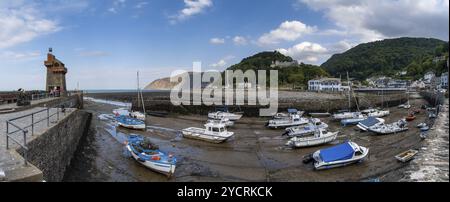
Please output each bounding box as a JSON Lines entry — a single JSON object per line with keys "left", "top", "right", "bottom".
{"left": 321, "top": 37, "right": 447, "bottom": 80}
{"left": 144, "top": 77, "right": 179, "bottom": 90}
{"left": 145, "top": 72, "right": 210, "bottom": 90}
{"left": 227, "top": 51, "right": 329, "bottom": 88}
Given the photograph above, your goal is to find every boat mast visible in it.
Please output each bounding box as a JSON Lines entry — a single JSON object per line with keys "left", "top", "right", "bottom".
{"left": 347, "top": 71, "right": 351, "bottom": 112}
{"left": 137, "top": 71, "right": 146, "bottom": 115}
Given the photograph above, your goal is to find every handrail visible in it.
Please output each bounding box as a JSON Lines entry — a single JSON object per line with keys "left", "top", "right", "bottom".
{"left": 4, "top": 98, "right": 78, "bottom": 166}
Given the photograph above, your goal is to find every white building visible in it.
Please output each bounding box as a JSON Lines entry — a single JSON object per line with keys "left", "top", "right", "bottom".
{"left": 308, "top": 78, "right": 343, "bottom": 92}
{"left": 270, "top": 60, "right": 298, "bottom": 68}
{"left": 424, "top": 71, "right": 436, "bottom": 84}
{"left": 410, "top": 80, "right": 426, "bottom": 89}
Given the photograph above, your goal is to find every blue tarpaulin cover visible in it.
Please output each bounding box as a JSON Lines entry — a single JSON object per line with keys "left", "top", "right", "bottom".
{"left": 287, "top": 109, "right": 298, "bottom": 113}
{"left": 319, "top": 142, "right": 355, "bottom": 163}
{"left": 359, "top": 117, "right": 380, "bottom": 127}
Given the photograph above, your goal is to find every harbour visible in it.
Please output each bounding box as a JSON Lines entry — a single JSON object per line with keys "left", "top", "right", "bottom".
{"left": 61, "top": 91, "right": 445, "bottom": 182}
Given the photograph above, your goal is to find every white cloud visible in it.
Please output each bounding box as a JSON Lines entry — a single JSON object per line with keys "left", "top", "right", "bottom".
{"left": 210, "top": 55, "right": 235, "bottom": 68}
{"left": 277, "top": 40, "right": 356, "bottom": 64}
{"left": 0, "top": 4, "right": 61, "bottom": 49}
{"left": 209, "top": 37, "right": 225, "bottom": 45}
{"left": 108, "top": 0, "right": 127, "bottom": 13}
{"left": 210, "top": 59, "right": 227, "bottom": 68}
{"left": 169, "top": 0, "right": 213, "bottom": 24}
{"left": 135, "top": 2, "right": 149, "bottom": 9}
{"left": 300, "top": 0, "right": 449, "bottom": 42}
{"left": 233, "top": 36, "right": 248, "bottom": 45}
{"left": 277, "top": 42, "right": 327, "bottom": 63}
{"left": 0, "top": 51, "right": 40, "bottom": 60}
{"left": 257, "top": 20, "right": 316, "bottom": 46}
{"left": 78, "top": 50, "right": 110, "bottom": 57}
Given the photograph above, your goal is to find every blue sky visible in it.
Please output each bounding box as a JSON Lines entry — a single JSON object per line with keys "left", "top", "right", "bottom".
{"left": 0, "top": 0, "right": 448, "bottom": 90}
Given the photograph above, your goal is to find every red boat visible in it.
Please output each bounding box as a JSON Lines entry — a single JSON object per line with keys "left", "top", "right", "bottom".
{"left": 405, "top": 114, "right": 416, "bottom": 121}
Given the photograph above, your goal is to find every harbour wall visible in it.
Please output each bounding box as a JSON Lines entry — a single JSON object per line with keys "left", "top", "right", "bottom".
{"left": 12, "top": 94, "right": 91, "bottom": 182}
{"left": 125, "top": 92, "right": 408, "bottom": 116}
{"left": 420, "top": 91, "right": 446, "bottom": 107}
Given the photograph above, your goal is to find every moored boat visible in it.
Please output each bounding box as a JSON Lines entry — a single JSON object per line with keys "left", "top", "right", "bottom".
{"left": 126, "top": 135, "right": 176, "bottom": 177}
{"left": 283, "top": 118, "right": 328, "bottom": 137}
{"left": 208, "top": 109, "right": 243, "bottom": 121}
{"left": 357, "top": 117, "right": 385, "bottom": 131}
{"left": 367, "top": 110, "right": 390, "bottom": 118}
{"left": 332, "top": 111, "right": 362, "bottom": 120}
{"left": 312, "top": 141, "right": 369, "bottom": 170}
{"left": 207, "top": 117, "right": 234, "bottom": 127}
{"left": 368, "top": 119, "right": 408, "bottom": 135}
{"left": 266, "top": 113, "right": 309, "bottom": 129}
{"left": 181, "top": 122, "right": 234, "bottom": 143}
{"left": 286, "top": 129, "right": 338, "bottom": 148}
{"left": 395, "top": 149, "right": 418, "bottom": 163}
{"left": 115, "top": 115, "right": 146, "bottom": 130}
{"left": 341, "top": 114, "right": 367, "bottom": 126}
{"left": 405, "top": 114, "right": 416, "bottom": 121}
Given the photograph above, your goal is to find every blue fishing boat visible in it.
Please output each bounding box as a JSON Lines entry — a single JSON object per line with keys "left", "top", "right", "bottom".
{"left": 115, "top": 115, "right": 146, "bottom": 130}
{"left": 126, "top": 135, "right": 177, "bottom": 177}
{"left": 312, "top": 141, "right": 369, "bottom": 170}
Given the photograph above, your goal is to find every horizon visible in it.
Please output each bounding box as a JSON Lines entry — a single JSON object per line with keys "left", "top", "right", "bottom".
{"left": 0, "top": 0, "right": 449, "bottom": 91}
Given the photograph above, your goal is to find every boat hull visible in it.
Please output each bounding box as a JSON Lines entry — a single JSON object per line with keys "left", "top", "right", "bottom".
{"left": 181, "top": 130, "right": 233, "bottom": 143}
{"left": 127, "top": 145, "right": 176, "bottom": 177}
{"left": 313, "top": 147, "right": 369, "bottom": 170}
{"left": 287, "top": 132, "right": 338, "bottom": 148}
{"left": 117, "top": 121, "right": 146, "bottom": 130}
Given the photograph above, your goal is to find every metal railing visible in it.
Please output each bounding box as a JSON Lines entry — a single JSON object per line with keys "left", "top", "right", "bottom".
{"left": 5, "top": 99, "right": 76, "bottom": 165}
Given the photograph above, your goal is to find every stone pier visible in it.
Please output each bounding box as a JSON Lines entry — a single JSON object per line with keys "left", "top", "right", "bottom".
{"left": 0, "top": 94, "right": 90, "bottom": 182}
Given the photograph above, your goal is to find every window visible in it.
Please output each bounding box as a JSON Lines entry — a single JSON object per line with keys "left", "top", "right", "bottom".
{"left": 212, "top": 127, "right": 220, "bottom": 132}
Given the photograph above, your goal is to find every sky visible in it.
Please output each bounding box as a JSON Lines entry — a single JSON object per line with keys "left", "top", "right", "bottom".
{"left": 0, "top": 0, "right": 448, "bottom": 90}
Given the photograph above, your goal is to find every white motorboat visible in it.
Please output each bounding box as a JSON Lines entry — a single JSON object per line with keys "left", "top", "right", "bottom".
{"left": 286, "top": 129, "right": 338, "bottom": 148}
{"left": 207, "top": 118, "right": 234, "bottom": 127}
{"left": 208, "top": 111, "right": 242, "bottom": 121}
{"left": 283, "top": 118, "right": 328, "bottom": 137}
{"left": 332, "top": 111, "right": 362, "bottom": 120}
{"left": 272, "top": 109, "right": 305, "bottom": 119}
{"left": 367, "top": 110, "right": 390, "bottom": 118}
{"left": 357, "top": 117, "right": 385, "bottom": 131}
{"left": 313, "top": 141, "right": 369, "bottom": 170}
{"left": 266, "top": 114, "right": 309, "bottom": 129}
{"left": 368, "top": 119, "right": 408, "bottom": 135}
{"left": 361, "top": 108, "right": 377, "bottom": 114}
{"left": 181, "top": 122, "right": 234, "bottom": 143}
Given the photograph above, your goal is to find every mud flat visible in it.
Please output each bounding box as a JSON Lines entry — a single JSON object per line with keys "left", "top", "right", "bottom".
{"left": 64, "top": 94, "right": 431, "bottom": 182}
{"left": 382, "top": 99, "right": 449, "bottom": 182}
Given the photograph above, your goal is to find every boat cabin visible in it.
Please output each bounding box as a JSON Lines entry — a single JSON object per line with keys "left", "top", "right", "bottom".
{"left": 204, "top": 122, "right": 227, "bottom": 133}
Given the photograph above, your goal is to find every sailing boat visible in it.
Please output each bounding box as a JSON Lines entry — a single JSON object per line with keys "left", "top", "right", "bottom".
{"left": 115, "top": 71, "right": 146, "bottom": 130}
{"left": 332, "top": 72, "right": 362, "bottom": 120}
{"left": 130, "top": 71, "right": 146, "bottom": 120}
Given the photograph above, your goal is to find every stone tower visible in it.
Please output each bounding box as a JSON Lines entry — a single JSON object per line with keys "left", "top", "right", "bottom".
{"left": 44, "top": 48, "right": 67, "bottom": 93}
